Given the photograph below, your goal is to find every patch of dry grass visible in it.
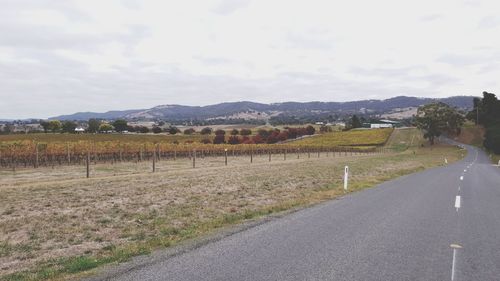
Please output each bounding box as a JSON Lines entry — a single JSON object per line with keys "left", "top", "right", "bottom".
{"left": 0, "top": 143, "right": 462, "bottom": 280}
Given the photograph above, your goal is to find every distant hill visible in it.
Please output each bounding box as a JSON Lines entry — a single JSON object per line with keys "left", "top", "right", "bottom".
{"left": 52, "top": 96, "right": 475, "bottom": 121}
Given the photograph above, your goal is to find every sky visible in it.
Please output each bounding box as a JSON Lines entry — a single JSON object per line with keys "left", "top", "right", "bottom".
{"left": 0, "top": 0, "right": 499, "bottom": 119}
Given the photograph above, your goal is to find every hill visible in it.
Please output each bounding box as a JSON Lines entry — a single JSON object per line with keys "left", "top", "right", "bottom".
{"left": 52, "top": 96, "right": 475, "bottom": 121}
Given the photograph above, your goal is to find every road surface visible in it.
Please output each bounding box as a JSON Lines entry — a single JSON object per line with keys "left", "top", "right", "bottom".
{"left": 91, "top": 144, "right": 500, "bottom": 281}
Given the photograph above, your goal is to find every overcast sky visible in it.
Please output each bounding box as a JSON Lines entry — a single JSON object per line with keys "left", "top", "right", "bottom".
{"left": 1, "top": 0, "right": 499, "bottom": 119}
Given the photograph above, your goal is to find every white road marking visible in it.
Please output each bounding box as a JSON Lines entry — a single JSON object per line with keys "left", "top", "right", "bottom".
{"left": 450, "top": 244, "right": 463, "bottom": 281}
{"left": 455, "top": 196, "right": 461, "bottom": 209}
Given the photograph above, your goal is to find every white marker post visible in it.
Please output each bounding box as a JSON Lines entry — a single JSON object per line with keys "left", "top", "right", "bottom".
{"left": 455, "top": 196, "right": 461, "bottom": 211}
{"left": 460, "top": 176, "right": 463, "bottom": 181}
{"left": 344, "top": 166, "right": 349, "bottom": 191}
{"left": 445, "top": 158, "right": 448, "bottom": 164}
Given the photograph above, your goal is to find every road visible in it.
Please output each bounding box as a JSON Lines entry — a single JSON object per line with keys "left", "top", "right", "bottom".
{"left": 92, "top": 144, "right": 500, "bottom": 281}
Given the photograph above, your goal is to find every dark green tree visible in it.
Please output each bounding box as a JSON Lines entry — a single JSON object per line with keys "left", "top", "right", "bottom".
{"left": 416, "top": 102, "right": 465, "bottom": 145}
{"left": 61, "top": 121, "right": 77, "bottom": 133}
{"left": 351, "top": 115, "right": 362, "bottom": 129}
{"left": 48, "top": 120, "right": 62, "bottom": 133}
{"left": 112, "top": 119, "right": 128, "bottom": 132}
{"left": 87, "top": 119, "right": 100, "bottom": 133}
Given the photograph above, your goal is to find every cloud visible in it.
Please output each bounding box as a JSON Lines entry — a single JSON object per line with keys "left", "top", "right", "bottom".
{"left": 420, "top": 14, "right": 443, "bottom": 22}
{"left": 478, "top": 16, "right": 500, "bottom": 29}
{"left": 0, "top": 0, "right": 500, "bottom": 118}
{"left": 212, "top": 0, "right": 251, "bottom": 15}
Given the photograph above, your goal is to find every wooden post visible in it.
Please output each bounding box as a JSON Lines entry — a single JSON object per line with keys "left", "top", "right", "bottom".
{"left": 140, "top": 146, "right": 143, "bottom": 162}
{"left": 269, "top": 150, "right": 271, "bottom": 162}
{"left": 308, "top": 150, "right": 310, "bottom": 159}
{"left": 224, "top": 149, "right": 228, "bottom": 166}
{"left": 284, "top": 149, "right": 286, "bottom": 160}
{"left": 174, "top": 149, "right": 177, "bottom": 161}
{"left": 297, "top": 148, "right": 300, "bottom": 159}
{"left": 250, "top": 148, "right": 253, "bottom": 163}
{"left": 86, "top": 150, "right": 90, "bottom": 178}
{"left": 152, "top": 146, "right": 156, "bottom": 173}
{"left": 66, "top": 143, "right": 71, "bottom": 165}
{"left": 193, "top": 149, "right": 196, "bottom": 168}
{"left": 35, "top": 143, "right": 39, "bottom": 168}
{"left": 318, "top": 150, "right": 320, "bottom": 158}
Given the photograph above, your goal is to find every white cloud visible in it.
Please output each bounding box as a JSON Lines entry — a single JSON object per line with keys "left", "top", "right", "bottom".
{"left": 0, "top": 0, "right": 499, "bottom": 119}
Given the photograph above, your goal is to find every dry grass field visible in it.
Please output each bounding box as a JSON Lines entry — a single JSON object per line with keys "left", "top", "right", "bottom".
{"left": 0, "top": 130, "right": 463, "bottom": 281}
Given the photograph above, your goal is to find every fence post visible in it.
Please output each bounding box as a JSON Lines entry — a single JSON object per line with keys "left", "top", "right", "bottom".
{"left": 67, "top": 143, "right": 71, "bottom": 165}
{"left": 284, "top": 149, "right": 287, "bottom": 160}
{"left": 193, "top": 149, "right": 196, "bottom": 168}
{"left": 250, "top": 148, "right": 253, "bottom": 163}
{"left": 297, "top": 148, "right": 300, "bottom": 159}
{"left": 224, "top": 149, "right": 228, "bottom": 166}
{"left": 269, "top": 150, "right": 272, "bottom": 162}
{"left": 86, "top": 150, "right": 90, "bottom": 178}
{"left": 35, "top": 143, "right": 39, "bottom": 168}
{"left": 152, "top": 146, "right": 156, "bottom": 172}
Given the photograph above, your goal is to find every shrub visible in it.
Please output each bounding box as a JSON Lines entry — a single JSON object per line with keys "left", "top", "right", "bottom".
{"left": 228, "top": 135, "right": 241, "bottom": 145}
{"left": 184, "top": 128, "right": 196, "bottom": 135}
{"left": 213, "top": 134, "right": 226, "bottom": 144}
{"left": 200, "top": 127, "right": 212, "bottom": 135}
{"left": 240, "top": 128, "right": 252, "bottom": 136}
{"left": 214, "top": 129, "right": 226, "bottom": 136}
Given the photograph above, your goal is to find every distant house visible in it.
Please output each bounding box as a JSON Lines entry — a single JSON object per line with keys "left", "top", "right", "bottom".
{"left": 75, "top": 127, "right": 85, "bottom": 133}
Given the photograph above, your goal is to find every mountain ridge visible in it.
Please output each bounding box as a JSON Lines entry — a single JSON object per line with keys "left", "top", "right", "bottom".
{"left": 52, "top": 95, "right": 475, "bottom": 121}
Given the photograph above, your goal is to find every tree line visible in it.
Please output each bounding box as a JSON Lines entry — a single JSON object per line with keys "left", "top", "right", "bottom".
{"left": 467, "top": 91, "right": 500, "bottom": 154}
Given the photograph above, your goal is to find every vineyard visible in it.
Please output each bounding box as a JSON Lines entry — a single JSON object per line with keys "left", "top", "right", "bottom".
{"left": 0, "top": 129, "right": 395, "bottom": 172}
{"left": 289, "top": 128, "right": 394, "bottom": 147}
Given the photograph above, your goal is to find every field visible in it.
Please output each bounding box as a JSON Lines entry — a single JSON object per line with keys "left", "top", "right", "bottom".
{"left": 290, "top": 128, "right": 393, "bottom": 147}
{"left": 0, "top": 128, "right": 464, "bottom": 281}
{"left": 0, "top": 129, "right": 393, "bottom": 171}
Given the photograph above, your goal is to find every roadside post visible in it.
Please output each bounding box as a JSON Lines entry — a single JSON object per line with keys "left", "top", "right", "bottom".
{"left": 344, "top": 166, "right": 349, "bottom": 191}
{"left": 224, "top": 148, "right": 228, "bottom": 166}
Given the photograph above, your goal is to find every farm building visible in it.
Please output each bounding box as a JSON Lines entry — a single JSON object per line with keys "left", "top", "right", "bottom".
{"left": 363, "top": 119, "right": 400, "bottom": 129}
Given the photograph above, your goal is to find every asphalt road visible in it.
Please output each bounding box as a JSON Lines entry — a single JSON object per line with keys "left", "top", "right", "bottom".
{"left": 94, "top": 144, "right": 500, "bottom": 281}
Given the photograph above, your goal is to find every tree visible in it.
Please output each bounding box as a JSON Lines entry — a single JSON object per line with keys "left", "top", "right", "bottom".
{"left": 61, "top": 121, "right": 77, "bottom": 133}
{"left": 351, "top": 115, "right": 362, "bottom": 129}
{"left": 112, "top": 119, "right": 128, "bottom": 132}
{"left": 228, "top": 135, "right": 241, "bottom": 144}
{"left": 230, "top": 129, "right": 239, "bottom": 135}
{"left": 467, "top": 92, "right": 500, "bottom": 154}
{"left": 214, "top": 129, "right": 226, "bottom": 136}
{"left": 200, "top": 127, "right": 212, "bottom": 135}
{"left": 98, "top": 123, "right": 114, "bottom": 133}
{"left": 167, "top": 126, "right": 180, "bottom": 135}
{"left": 305, "top": 125, "right": 316, "bottom": 135}
{"left": 40, "top": 120, "right": 50, "bottom": 133}
{"left": 138, "top": 126, "right": 150, "bottom": 133}
{"left": 416, "top": 102, "right": 465, "bottom": 145}
{"left": 87, "top": 119, "right": 100, "bottom": 133}
{"left": 184, "top": 128, "right": 196, "bottom": 135}
{"left": 152, "top": 126, "right": 162, "bottom": 134}
{"left": 47, "top": 120, "right": 62, "bottom": 133}
{"left": 240, "top": 128, "right": 252, "bottom": 136}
